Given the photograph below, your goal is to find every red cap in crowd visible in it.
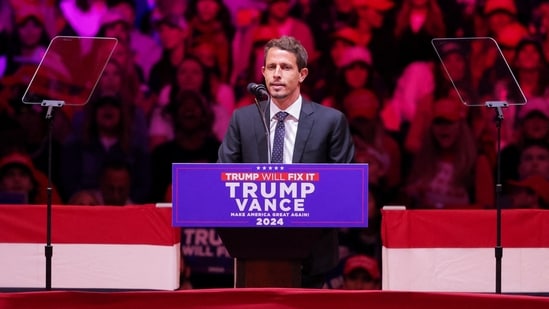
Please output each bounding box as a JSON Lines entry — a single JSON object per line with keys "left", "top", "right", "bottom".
{"left": 343, "top": 255, "right": 380, "bottom": 280}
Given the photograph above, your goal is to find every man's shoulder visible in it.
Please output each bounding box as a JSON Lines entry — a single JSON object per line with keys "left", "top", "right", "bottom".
{"left": 303, "top": 99, "right": 344, "bottom": 116}
{"left": 233, "top": 102, "right": 266, "bottom": 116}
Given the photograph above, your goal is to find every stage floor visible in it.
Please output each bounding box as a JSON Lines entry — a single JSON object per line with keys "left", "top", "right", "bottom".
{"left": 1, "top": 288, "right": 549, "bottom": 309}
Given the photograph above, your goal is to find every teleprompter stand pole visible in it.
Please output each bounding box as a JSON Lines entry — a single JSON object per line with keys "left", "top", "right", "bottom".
{"left": 486, "top": 101, "right": 508, "bottom": 294}
{"left": 42, "top": 100, "right": 64, "bottom": 290}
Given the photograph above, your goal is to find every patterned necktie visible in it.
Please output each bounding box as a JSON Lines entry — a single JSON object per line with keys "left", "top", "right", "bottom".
{"left": 271, "top": 111, "right": 289, "bottom": 163}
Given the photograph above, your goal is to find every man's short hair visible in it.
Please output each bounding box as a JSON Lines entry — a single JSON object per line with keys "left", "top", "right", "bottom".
{"left": 264, "top": 36, "right": 308, "bottom": 70}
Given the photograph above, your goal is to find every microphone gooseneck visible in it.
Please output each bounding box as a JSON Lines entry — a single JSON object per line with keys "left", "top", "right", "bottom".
{"left": 247, "top": 83, "right": 271, "bottom": 163}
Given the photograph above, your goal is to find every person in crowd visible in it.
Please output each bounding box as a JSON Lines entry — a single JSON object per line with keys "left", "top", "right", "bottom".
{"left": 233, "top": 24, "right": 280, "bottom": 104}
{"left": 93, "top": 160, "right": 134, "bottom": 205}
{"left": 290, "top": 0, "right": 356, "bottom": 55}
{"left": 324, "top": 253, "right": 381, "bottom": 290}
{"left": 473, "top": 22, "right": 530, "bottom": 150}
{"left": 350, "top": 0, "right": 397, "bottom": 90}
{"left": 321, "top": 46, "right": 386, "bottom": 109}
{"left": 517, "top": 141, "right": 549, "bottom": 181}
{"left": 150, "top": 89, "right": 219, "bottom": 202}
{"left": 148, "top": 13, "right": 189, "bottom": 94}
{"left": 0, "top": 0, "right": 14, "bottom": 77}
{"left": 0, "top": 64, "right": 71, "bottom": 187}
{"left": 468, "top": 0, "right": 520, "bottom": 96}
{"left": 185, "top": 0, "right": 234, "bottom": 83}
{"left": 151, "top": 89, "right": 227, "bottom": 288}
{"left": 231, "top": 0, "right": 317, "bottom": 88}
{"left": 501, "top": 98, "right": 549, "bottom": 186}
{"left": 234, "top": 25, "right": 279, "bottom": 107}
{"left": 0, "top": 72, "right": 28, "bottom": 156}
{"left": 262, "top": 0, "right": 317, "bottom": 60}
{"left": 403, "top": 41, "right": 480, "bottom": 159}
{"left": 343, "top": 88, "right": 401, "bottom": 191}
{"left": 483, "top": 0, "right": 519, "bottom": 38}
{"left": 496, "top": 21, "right": 530, "bottom": 65}
{"left": 150, "top": 56, "right": 230, "bottom": 148}
{"left": 507, "top": 175, "right": 549, "bottom": 209}
{"left": 402, "top": 97, "right": 494, "bottom": 209}
{"left": 0, "top": 150, "right": 62, "bottom": 204}
{"left": 189, "top": 41, "right": 236, "bottom": 118}
{"left": 4, "top": 6, "right": 50, "bottom": 76}
{"left": 154, "top": 0, "right": 187, "bottom": 18}
{"left": 341, "top": 254, "right": 381, "bottom": 290}
{"left": 60, "top": 95, "right": 150, "bottom": 203}
{"left": 98, "top": 8, "right": 132, "bottom": 47}
{"left": 392, "top": 0, "right": 447, "bottom": 77}
{"left": 307, "top": 26, "right": 361, "bottom": 102}
{"left": 512, "top": 38, "right": 549, "bottom": 100}
{"left": 68, "top": 189, "right": 99, "bottom": 205}
{"left": 107, "top": 0, "right": 162, "bottom": 82}
{"left": 218, "top": 35, "right": 354, "bottom": 288}
{"left": 71, "top": 56, "right": 150, "bottom": 150}
{"left": 531, "top": 1, "right": 549, "bottom": 62}
{"left": 499, "top": 36, "right": 549, "bottom": 163}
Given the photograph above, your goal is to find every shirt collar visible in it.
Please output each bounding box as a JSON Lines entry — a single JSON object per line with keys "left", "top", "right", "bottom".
{"left": 270, "top": 95, "right": 302, "bottom": 121}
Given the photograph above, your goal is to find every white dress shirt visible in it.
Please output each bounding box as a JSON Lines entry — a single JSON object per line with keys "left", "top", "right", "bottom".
{"left": 269, "top": 96, "right": 302, "bottom": 164}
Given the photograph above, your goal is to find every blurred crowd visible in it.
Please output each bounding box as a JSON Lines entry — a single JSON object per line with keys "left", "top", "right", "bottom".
{"left": 2, "top": 0, "right": 549, "bottom": 290}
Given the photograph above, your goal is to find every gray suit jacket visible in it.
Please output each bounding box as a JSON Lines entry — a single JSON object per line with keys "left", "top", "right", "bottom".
{"left": 217, "top": 99, "right": 355, "bottom": 276}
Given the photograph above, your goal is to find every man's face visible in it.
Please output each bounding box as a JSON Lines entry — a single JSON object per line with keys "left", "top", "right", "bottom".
{"left": 96, "top": 104, "right": 121, "bottom": 134}
{"left": 100, "top": 168, "right": 131, "bottom": 206}
{"left": 113, "top": 3, "right": 135, "bottom": 25}
{"left": 262, "top": 47, "right": 307, "bottom": 108}
{"left": 343, "top": 271, "right": 378, "bottom": 290}
{"left": 158, "top": 24, "right": 185, "bottom": 50}
{"left": 519, "top": 145, "right": 549, "bottom": 179}
{"left": 487, "top": 12, "right": 513, "bottom": 35}
{"left": 176, "top": 59, "right": 204, "bottom": 91}
{"left": 443, "top": 53, "right": 466, "bottom": 82}
{"left": 104, "top": 22, "right": 130, "bottom": 45}
{"left": 522, "top": 114, "right": 549, "bottom": 140}
{"left": 510, "top": 187, "right": 538, "bottom": 209}
{"left": 0, "top": 166, "right": 33, "bottom": 196}
{"left": 330, "top": 40, "right": 354, "bottom": 66}
{"left": 268, "top": 0, "right": 290, "bottom": 21}
{"left": 175, "top": 97, "right": 208, "bottom": 131}
{"left": 18, "top": 18, "right": 43, "bottom": 47}
{"left": 99, "top": 63, "right": 122, "bottom": 96}
{"left": 197, "top": 0, "right": 220, "bottom": 22}
{"left": 344, "top": 62, "right": 370, "bottom": 89}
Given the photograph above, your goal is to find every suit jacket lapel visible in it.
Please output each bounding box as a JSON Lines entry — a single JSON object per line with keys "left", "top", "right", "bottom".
{"left": 293, "top": 100, "right": 314, "bottom": 163}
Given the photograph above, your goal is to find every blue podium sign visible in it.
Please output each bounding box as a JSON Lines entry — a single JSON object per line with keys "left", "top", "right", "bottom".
{"left": 172, "top": 163, "right": 368, "bottom": 227}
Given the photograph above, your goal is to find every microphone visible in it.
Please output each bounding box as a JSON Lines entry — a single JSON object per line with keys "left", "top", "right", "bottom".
{"left": 247, "top": 83, "right": 269, "bottom": 99}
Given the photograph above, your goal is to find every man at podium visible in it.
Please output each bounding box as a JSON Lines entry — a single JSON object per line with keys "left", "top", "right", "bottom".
{"left": 218, "top": 35, "right": 355, "bottom": 288}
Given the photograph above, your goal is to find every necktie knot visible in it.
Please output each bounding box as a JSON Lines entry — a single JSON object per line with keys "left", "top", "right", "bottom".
{"left": 274, "top": 111, "right": 289, "bottom": 122}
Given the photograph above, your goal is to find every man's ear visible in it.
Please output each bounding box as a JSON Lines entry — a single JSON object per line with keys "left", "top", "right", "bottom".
{"left": 299, "top": 67, "right": 309, "bottom": 83}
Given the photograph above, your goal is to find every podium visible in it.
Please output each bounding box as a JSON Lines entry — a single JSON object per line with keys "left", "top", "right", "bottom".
{"left": 172, "top": 163, "right": 368, "bottom": 287}
{"left": 217, "top": 228, "right": 323, "bottom": 287}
